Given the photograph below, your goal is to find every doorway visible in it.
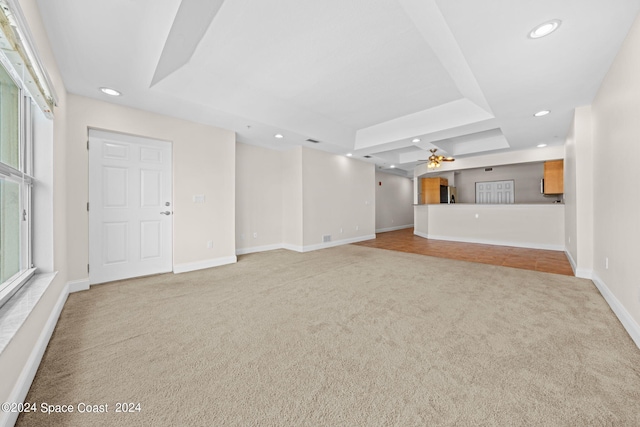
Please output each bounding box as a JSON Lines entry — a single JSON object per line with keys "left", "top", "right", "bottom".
{"left": 88, "top": 129, "right": 173, "bottom": 284}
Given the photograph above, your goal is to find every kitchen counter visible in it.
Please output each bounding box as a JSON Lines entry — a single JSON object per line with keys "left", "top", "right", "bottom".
{"left": 414, "top": 203, "right": 564, "bottom": 250}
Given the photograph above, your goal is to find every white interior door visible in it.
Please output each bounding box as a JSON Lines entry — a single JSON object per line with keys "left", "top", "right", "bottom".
{"left": 475, "top": 180, "right": 515, "bottom": 204}
{"left": 476, "top": 182, "right": 493, "bottom": 204}
{"left": 89, "top": 130, "right": 172, "bottom": 284}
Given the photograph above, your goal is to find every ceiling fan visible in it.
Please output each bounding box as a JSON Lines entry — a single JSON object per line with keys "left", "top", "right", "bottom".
{"left": 418, "top": 149, "right": 455, "bottom": 169}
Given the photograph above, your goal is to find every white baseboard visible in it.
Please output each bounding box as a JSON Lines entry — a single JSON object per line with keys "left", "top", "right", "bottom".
{"left": 565, "top": 250, "right": 577, "bottom": 274}
{"left": 67, "top": 279, "right": 90, "bottom": 293}
{"left": 564, "top": 250, "right": 593, "bottom": 279}
{"left": 0, "top": 283, "right": 69, "bottom": 427}
{"left": 300, "top": 234, "right": 376, "bottom": 252}
{"left": 414, "top": 230, "right": 428, "bottom": 239}
{"left": 173, "top": 256, "right": 237, "bottom": 274}
{"left": 575, "top": 268, "right": 593, "bottom": 279}
{"left": 247, "top": 235, "right": 377, "bottom": 254}
{"left": 592, "top": 273, "right": 640, "bottom": 350}
{"left": 236, "top": 244, "right": 284, "bottom": 256}
{"left": 281, "top": 243, "right": 304, "bottom": 252}
{"left": 375, "top": 224, "right": 414, "bottom": 233}
{"left": 423, "top": 234, "right": 565, "bottom": 251}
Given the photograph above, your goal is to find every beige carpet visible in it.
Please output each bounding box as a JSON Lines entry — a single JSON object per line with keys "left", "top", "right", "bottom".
{"left": 17, "top": 245, "right": 640, "bottom": 426}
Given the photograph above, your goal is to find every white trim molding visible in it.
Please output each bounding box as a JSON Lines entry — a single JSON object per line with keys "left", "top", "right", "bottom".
{"left": 236, "top": 244, "right": 284, "bottom": 256}
{"left": 281, "top": 243, "right": 304, "bottom": 252}
{"left": 565, "top": 250, "right": 577, "bottom": 274}
{"left": 591, "top": 273, "right": 640, "bottom": 350}
{"left": 414, "top": 230, "right": 429, "bottom": 240}
{"left": 375, "top": 224, "right": 414, "bottom": 233}
{"left": 299, "top": 234, "right": 376, "bottom": 252}
{"left": 575, "top": 268, "right": 593, "bottom": 279}
{"left": 564, "top": 250, "right": 593, "bottom": 279}
{"left": 0, "top": 277, "right": 67, "bottom": 427}
{"left": 421, "top": 234, "right": 564, "bottom": 252}
{"left": 173, "top": 256, "right": 237, "bottom": 274}
{"left": 67, "top": 279, "right": 90, "bottom": 293}
{"left": 244, "top": 235, "right": 377, "bottom": 255}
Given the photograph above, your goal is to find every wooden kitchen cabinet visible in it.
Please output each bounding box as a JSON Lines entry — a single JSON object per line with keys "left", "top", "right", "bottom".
{"left": 421, "top": 177, "right": 448, "bottom": 204}
{"left": 544, "top": 160, "right": 563, "bottom": 194}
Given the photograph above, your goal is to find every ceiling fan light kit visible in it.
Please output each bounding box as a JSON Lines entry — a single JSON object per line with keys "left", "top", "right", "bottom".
{"left": 422, "top": 148, "right": 455, "bottom": 169}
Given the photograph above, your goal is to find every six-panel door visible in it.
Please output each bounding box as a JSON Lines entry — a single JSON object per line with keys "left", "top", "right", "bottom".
{"left": 88, "top": 130, "right": 172, "bottom": 284}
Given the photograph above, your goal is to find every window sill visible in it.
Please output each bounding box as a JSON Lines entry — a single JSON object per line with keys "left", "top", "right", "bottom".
{"left": 0, "top": 268, "right": 36, "bottom": 309}
{"left": 0, "top": 271, "right": 57, "bottom": 354}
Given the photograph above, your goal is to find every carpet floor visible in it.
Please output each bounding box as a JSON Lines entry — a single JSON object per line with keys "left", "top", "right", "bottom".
{"left": 17, "top": 245, "right": 640, "bottom": 426}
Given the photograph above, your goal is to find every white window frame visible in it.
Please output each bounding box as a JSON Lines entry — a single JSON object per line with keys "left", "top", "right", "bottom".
{"left": 0, "top": 54, "right": 35, "bottom": 308}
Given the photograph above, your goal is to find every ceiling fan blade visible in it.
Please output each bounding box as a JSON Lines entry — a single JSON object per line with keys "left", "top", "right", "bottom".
{"left": 443, "top": 157, "right": 455, "bottom": 162}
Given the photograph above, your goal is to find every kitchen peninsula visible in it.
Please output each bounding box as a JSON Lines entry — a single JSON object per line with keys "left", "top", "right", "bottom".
{"left": 414, "top": 203, "right": 564, "bottom": 250}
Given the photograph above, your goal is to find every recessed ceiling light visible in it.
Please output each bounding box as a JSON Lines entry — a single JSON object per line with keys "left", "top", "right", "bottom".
{"left": 346, "top": 153, "right": 353, "bottom": 157}
{"left": 412, "top": 138, "right": 421, "bottom": 143}
{"left": 537, "top": 143, "right": 548, "bottom": 148}
{"left": 100, "top": 87, "right": 121, "bottom": 96}
{"left": 390, "top": 165, "right": 395, "bottom": 168}
{"left": 534, "top": 110, "right": 550, "bottom": 117}
{"left": 274, "top": 134, "right": 284, "bottom": 139}
{"left": 529, "top": 20, "right": 561, "bottom": 39}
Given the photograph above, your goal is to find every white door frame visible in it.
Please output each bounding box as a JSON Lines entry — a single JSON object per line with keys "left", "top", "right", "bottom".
{"left": 88, "top": 129, "right": 173, "bottom": 284}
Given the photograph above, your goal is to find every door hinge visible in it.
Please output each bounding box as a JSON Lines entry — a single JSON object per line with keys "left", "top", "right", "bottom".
{"left": 87, "top": 140, "right": 89, "bottom": 150}
{"left": 87, "top": 264, "right": 90, "bottom": 273}
{"left": 87, "top": 202, "right": 89, "bottom": 211}
{"left": 22, "top": 209, "right": 27, "bottom": 221}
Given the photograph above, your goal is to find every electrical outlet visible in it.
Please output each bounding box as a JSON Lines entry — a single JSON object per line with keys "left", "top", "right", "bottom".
{"left": 355, "top": 225, "right": 359, "bottom": 231}
{"left": 475, "top": 213, "right": 479, "bottom": 219}
{"left": 605, "top": 257, "right": 609, "bottom": 270}
{"left": 339, "top": 228, "right": 343, "bottom": 233}
{"left": 568, "top": 236, "right": 571, "bottom": 244}
{"left": 253, "top": 232, "right": 258, "bottom": 239}
{"left": 207, "top": 241, "right": 213, "bottom": 249}
{"left": 240, "top": 233, "right": 245, "bottom": 240}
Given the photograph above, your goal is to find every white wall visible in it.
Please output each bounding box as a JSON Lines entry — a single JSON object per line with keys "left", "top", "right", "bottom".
{"left": 237, "top": 145, "right": 375, "bottom": 252}
{"left": 302, "top": 147, "right": 375, "bottom": 247}
{"left": 66, "top": 94, "right": 237, "bottom": 276}
{"left": 375, "top": 171, "right": 413, "bottom": 232}
{"left": 453, "top": 162, "right": 558, "bottom": 204}
{"left": 414, "top": 205, "right": 429, "bottom": 237}
{"left": 564, "top": 114, "right": 578, "bottom": 266}
{"left": 282, "top": 147, "right": 303, "bottom": 249}
{"left": 414, "top": 204, "right": 565, "bottom": 250}
{"left": 590, "top": 11, "right": 640, "bottom": 344}
{"left": 236, "top": 143, "right": 283, "bottom": 253}
{"left": 0, "top": 0, "right": 69, "bottom": 416}
{"left": 564, "top": 106, "right": 594, "bottom": 277}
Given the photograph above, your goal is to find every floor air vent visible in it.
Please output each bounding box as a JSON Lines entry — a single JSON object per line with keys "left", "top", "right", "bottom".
{"left": 322, "top": 235, "right": 332, "bottom": 243}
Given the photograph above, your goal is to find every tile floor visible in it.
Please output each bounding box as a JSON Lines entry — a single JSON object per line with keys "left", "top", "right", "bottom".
{"left": 353, "top": 228, "right": 574, "bottom": 276}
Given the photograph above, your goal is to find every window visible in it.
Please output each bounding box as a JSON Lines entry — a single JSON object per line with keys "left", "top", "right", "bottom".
{"left": 0, "top": 57, "right": 34, "bottom": 308}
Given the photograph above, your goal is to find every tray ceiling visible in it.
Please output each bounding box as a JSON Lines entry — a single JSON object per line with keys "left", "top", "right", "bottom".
{"left": 36, "top": 0, "right": 640, "bottom": 175}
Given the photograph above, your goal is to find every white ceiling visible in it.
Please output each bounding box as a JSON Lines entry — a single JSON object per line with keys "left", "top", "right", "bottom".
{"left": 35, "top": 0, "right": 640, "bottom": 176}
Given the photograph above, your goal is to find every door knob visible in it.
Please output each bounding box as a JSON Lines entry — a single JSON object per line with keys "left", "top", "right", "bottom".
{"left": 160, "top": 211, "right": 171, "bottom": 215}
